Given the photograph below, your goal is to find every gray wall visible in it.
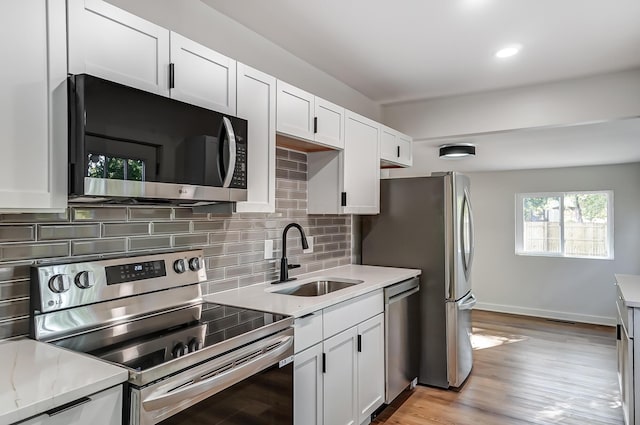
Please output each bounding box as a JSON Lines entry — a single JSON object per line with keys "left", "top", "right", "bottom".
{"left": 0, "top": 150, "right": 353, "bottom": 340}
{"left": 104, "top": 0, "right": 381, "bottom": 121}
{"left": 468, "top": 163, "right": 640, "bottom": 325}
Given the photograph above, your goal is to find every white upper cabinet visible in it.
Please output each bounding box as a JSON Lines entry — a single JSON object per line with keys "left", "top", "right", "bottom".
{"left": 235, "top": 63, "right": 276, "bottom": 213}
{"left": 0, "top": 0, "right": 67, "bottom": 212}
{"left": 169, "top": 32, "right": 236, "bottom": 115}
{"left": 68, "top": 1, "right": 237, "bottom": 115}
{"left": 277, "top": 81, "right": 315, "bottom": 141}
{"left": 308, "top": 110, "right": 380, "bottom": 215}
{"left": 277, "top": 80, "right": 345, "bottom": 150}
{"left": 68, "top": 0, "right": 170, "bottom": 96}
{"left": 380, "top": 125, "right": 413, "bottom": 167}
{"left": 342, "top": 111, "right": 381, "bottom": 214}
{"left": 314, "top": 97, "right": 345, "bottom": 149}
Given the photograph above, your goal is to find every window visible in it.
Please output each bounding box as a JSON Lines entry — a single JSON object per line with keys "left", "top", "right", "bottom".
{"left": 515, "top": 191, "right": 613, "bottom": 259}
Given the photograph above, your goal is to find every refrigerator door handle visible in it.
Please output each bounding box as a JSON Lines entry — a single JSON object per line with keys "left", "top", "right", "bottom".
{"left": 457, "top": 292, "right": 477, "bottom": 310}
{"left": 461, "top": 187, "right": 475, "bottom": 280}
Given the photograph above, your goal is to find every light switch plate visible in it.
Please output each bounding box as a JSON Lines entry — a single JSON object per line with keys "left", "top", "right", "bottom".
{"left": 303, "top": 236, "right": 314, "bottom": 254}
{"left": 264, "top": 239, "right": 274, "bottom": 259}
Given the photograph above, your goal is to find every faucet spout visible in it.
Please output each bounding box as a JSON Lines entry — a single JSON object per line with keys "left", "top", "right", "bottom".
{"left": 273, "top": 222, "right": 309, "bottom": 284}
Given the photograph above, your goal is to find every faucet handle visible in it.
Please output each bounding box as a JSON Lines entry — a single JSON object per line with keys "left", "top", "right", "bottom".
{"left": 288, "top": 264, "right": 301, "bottom": 270}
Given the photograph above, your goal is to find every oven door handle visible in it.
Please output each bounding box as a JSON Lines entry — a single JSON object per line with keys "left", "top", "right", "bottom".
{"left": 142, "top": 334, "right": 293, "bottom": 411}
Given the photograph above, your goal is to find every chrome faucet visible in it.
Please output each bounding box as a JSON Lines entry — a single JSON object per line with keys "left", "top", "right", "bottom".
{"left": 272, "top": 222, "right": 309, "bottom": 284}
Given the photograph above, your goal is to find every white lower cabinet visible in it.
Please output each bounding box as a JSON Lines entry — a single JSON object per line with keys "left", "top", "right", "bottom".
{"left": 20, "top": 385, "right": 122, "bottom": 425}
{"left": 324, "top": 327, "right": 359, "bottom": 425}
{"left": 357, "top": 314, "right": 385, "bottom": 424}
{"left": 294, "top": 343, "right": 324, "bottom": 425}
{"left": 294, "top": 291, "right": 385, "bottom": 425}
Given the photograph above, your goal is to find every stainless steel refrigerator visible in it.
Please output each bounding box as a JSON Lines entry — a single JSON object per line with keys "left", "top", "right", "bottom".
{"left": 361, "top": 172, "right": 476, "bottom": 388}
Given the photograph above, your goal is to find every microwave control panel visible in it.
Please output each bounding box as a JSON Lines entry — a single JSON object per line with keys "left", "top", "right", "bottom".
{"left": 230, "top": 141, "right": 247, "bottom": 189}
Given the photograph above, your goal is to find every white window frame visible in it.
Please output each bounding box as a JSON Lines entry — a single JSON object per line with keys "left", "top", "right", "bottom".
{"left": 515, "top": 190, "right": 614, "bottom": 260}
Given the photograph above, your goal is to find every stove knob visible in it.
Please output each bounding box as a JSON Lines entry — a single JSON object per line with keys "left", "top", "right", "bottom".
{"left": 187, "top": 338, "right": 201, "bottom": 353}
{"left": 172, "top": 343, "right": 187, "bottom": 358}
{"left": 188, "top": 257, "right": 202, "bottom": 271}
{"left": 173, "top": 259, "right": 186, "bottom": 274}
{"left": 48, "top": 274, "right": 71, "bottom": 293}
{"left": 74, "top": 271, "right": 95, "bottom": 289}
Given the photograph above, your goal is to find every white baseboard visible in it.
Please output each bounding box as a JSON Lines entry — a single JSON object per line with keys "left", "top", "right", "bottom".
{"left": 474, "top": 302, "right": 615, "bottom": 327}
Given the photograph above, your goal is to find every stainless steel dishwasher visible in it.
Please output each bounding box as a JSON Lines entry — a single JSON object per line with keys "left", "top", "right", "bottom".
{"left": 384, "top": 276, "right": 421, "bottom": 403}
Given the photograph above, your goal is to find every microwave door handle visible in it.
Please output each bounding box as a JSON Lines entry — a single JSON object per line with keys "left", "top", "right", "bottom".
{"left": 221, "top": 116, "right": 237, "bottom": 188}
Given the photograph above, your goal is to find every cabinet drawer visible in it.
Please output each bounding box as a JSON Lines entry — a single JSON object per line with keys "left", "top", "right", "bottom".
{"left": 617, "top": 285, "right": 634, "bottom": 337}
{"left": 294, "top": 310, "right": 323, "bottom": 353}
{"left": 21, "top": 385, "right": 122, "bottom": 425}
{"left": 323, "top": 290, "right": 383, "bottom": 339}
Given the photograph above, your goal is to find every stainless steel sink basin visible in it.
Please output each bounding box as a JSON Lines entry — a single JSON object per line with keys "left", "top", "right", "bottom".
{"left": 274, "top": 278, "right": 364, "bottom": 297}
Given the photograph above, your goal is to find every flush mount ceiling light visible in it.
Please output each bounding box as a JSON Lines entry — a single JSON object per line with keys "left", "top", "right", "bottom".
{"left": 495, "top": 44, "right": 522, "bottom": 58}
{"left": 439, "top": 143, "right": 476, "bottom": 159}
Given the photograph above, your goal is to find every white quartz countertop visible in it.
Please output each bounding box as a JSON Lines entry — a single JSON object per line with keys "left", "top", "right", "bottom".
{"left": 0, "top": 339, "right": 128, "bottom": 425}
{"left": 615, "top": 274, "right": 640, "bottom": 308}
{"left": 204, "top": 264, "right": 421, "bottom": 317}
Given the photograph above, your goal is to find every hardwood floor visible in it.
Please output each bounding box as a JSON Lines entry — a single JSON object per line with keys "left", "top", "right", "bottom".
{"left": 373, "top": 310, "right": 623, "bottom": 425}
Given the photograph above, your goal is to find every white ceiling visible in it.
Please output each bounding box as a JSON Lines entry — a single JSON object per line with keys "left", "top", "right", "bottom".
{"left": 387, "top": 118, "right": 640, "bottom": 176}
{"left": 202, "top": 0, "right": 640, "bottom": 104}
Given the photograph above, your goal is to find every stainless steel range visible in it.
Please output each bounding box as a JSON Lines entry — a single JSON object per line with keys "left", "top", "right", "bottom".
{"left": 29, "top": 250, "right": 294, "bottom": 425}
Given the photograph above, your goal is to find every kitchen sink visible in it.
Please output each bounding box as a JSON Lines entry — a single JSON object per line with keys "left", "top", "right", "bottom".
{"left": 274, "top": 278, "right": 364, "bottom": 297}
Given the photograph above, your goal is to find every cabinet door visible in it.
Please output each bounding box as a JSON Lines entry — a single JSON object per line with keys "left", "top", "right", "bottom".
{"left": 380, "top": 126, "right": 399, "bottom": 163}
{"left": 314, "top": 97, "right": 345, "bottom": 149}
{"left": 343, "top": 111, "right": 380, "bottom": 214}
{"left": 21, "top": 385, "right": 122, "bottom": 425}
{"left": 277, "top": 81, "right": 315, "bottom": 141}
{"left": 398, "top": 133, "right": 413, "bottom": 166}
{"left": 357, "top": 313, "right": 385, "bottom": 423}
{"left": 170, "top": 32, "right": 236, "bottom": 115}
{"left": 0, "top": 0, "right": 67, "bottom": 212}
{"left": 235, "top": 63, "right": 276, "bottom": 213}
{"left": 380, "top": 126, "right": 412, "bottom": 167}
{"left": 294, "top": 343, "right": 324, "bottom": 425}
{"left": 323, "top": 327, "right": 358, "bottom": 425}
{"left": 68, "top": 0, "right": 170, "bottom": 96}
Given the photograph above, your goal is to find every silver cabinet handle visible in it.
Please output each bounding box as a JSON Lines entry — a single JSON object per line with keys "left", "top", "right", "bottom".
{"left": 221, "top": 116, "right": 237, "bottom": 188}
{"left": 142, "top": 335, "right": 292, "bottom": 411}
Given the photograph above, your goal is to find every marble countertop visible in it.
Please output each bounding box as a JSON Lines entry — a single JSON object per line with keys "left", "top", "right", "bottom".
{"left": 205, "top": 264, "right": 421, "bottom": 317}
{"left": 0, "top": 339, "right": 128, "bottom": 425}
{"left": 615, "top": 274, "right": 640, "bottom": 308}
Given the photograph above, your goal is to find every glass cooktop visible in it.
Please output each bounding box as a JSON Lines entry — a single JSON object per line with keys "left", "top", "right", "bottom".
{"left": 89, "top": 303, "right": 291, "bottom": 374}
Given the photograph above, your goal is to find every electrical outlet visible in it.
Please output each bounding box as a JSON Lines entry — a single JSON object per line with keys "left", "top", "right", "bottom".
{"left": 264, "top": 239, "right": 274, "bottom": 259}
{"left": 303, "top": 236, "right": 314, "bottom": 254}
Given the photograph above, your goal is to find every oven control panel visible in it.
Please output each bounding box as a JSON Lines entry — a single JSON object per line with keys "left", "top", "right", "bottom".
{"left": 32, "top": 250, "right": 207, "bottom": 313}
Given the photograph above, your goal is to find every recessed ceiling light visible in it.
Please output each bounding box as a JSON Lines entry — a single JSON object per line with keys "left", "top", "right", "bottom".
{"left": 495, "top": 45, "right": 522, "bottom": 58}
{"left": 439, "top": 143, "right": 476, "bottom": 159}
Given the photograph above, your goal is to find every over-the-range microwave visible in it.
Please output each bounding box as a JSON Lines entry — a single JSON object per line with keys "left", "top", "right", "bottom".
{"left": 68, "top": 74, "right": 248, "bottom": 205}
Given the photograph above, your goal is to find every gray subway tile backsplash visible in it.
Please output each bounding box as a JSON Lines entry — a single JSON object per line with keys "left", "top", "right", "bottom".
{"left": 128, "top": 236, "right": 172, "bottom": 251}
{"left": 1, "top": 242, "right": 69, "bottom": 261}
{"left": 71, "top": 238, "right": 127, "bottom": 256}
{"left": 153, "top": 221, "right": 191, "bottom": 234}
{"left": 0, "top": 225, "right": 35, "bottom": 243}
{"left": 73, "top": 207, "right": 127, "bottom": 222}
{"left": 0, "top": 149, "right": 352, "bottom": 340}
{"left": 39, "top": 224, "right": 101, "bottom": 240}
{"left": 102, "top": 222, "right": 150, "bottom": 237}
